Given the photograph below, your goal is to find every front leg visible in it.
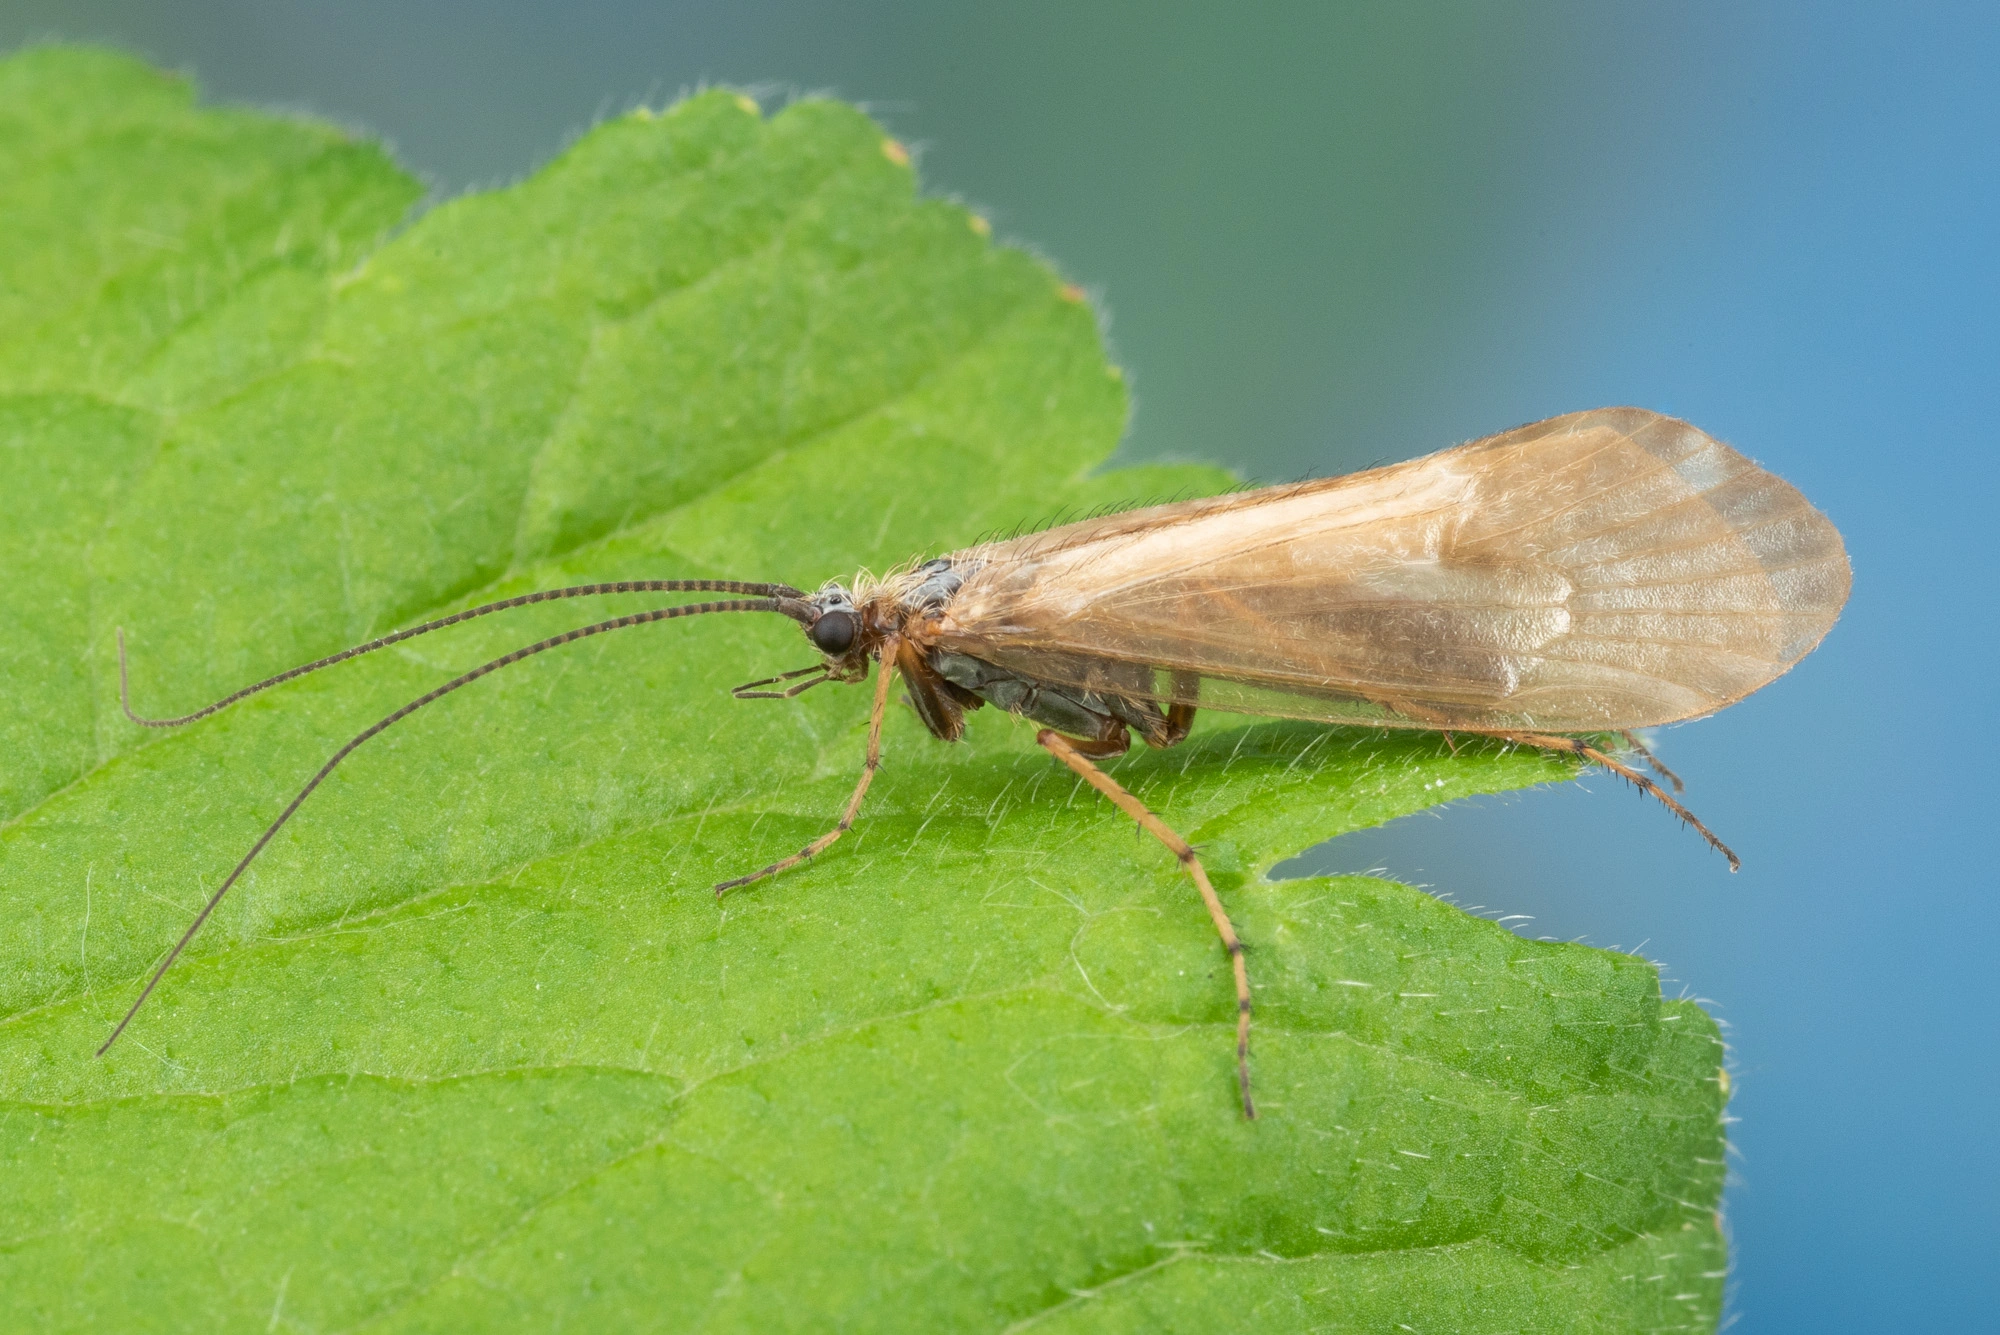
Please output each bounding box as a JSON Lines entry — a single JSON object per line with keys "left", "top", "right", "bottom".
{"left": 713, "top": 639, "right": 900, "bottom": 896}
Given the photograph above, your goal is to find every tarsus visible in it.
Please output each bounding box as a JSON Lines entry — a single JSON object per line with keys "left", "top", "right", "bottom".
{"left": 732, "top": 664, "right": 830, "bottom": 699}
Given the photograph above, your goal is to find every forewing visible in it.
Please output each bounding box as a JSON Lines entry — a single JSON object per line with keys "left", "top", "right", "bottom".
{"left": 930, "top": 408, "right": 1851, "bottom": 732}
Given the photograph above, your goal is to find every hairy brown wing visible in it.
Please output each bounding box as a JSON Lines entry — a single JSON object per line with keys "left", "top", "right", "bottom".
{"left": 928, "top": 408, "right": 1851, "bottom": 732}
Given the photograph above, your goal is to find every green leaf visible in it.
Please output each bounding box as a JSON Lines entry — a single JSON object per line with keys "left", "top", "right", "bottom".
{"left": 0, "top": 46, "right": 1727, "bottom": 1333}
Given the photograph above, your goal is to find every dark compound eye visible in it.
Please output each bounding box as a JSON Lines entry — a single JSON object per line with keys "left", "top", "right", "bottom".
{"left": 808, "top": 608, "right": 857, "bottom": 655}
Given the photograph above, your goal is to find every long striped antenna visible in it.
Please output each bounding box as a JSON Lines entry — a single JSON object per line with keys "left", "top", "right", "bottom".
{"left": 98, "top": 596, "right": 803, "bottom": 1056}
{"left": 118, "top": 580, "right": 808, "bottom": 727}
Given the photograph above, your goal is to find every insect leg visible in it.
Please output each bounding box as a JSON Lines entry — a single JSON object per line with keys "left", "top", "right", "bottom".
{"left": 731, "top": 664, "right": 827, "bottom": 698}
{"left": 1060, "top": 724, "right": 1130, "bottom": 758}
{"left": 1162, "top": 670, "right": 1199, "bottom": 745}
{"left": 1036, "top": 728, "right": 1256, "bottom": 1120}
{"left": 713, "top": 638, "right": 897, "bottom": 897}
{"left": 1617, "top": 730, "right": 1686, "bottom": 794}
{"left": 731, "top": 667, "right": 832, "bottom": 700}
{"left": 1492, "top": 731, "right": 1738, "bottom": 871}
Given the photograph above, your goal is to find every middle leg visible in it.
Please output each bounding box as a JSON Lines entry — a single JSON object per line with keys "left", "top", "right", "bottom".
{"left": 1037, "top": 728, "right": 1257, "bottom": 1119}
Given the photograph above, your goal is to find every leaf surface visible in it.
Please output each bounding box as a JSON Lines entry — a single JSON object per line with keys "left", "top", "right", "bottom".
{"left": 0, "top": 47, "right": 1727, "bottom": 1333}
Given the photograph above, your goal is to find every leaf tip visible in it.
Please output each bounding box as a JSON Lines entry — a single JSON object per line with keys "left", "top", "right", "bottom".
{"left": 880, "top": 137, "right": 911, "bottom": 168}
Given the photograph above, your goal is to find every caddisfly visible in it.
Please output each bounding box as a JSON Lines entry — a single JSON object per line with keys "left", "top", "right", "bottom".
{"left": 101, "top": 407, "right": 1853, "bottom": 1117}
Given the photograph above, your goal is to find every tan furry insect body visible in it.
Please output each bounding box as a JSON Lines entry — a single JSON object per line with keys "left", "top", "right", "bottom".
{"left": 105, "top": 408, "right": 1850, "bottom": 1119}
{"left": 914, "top": 407, "right": 1848, "bottom": 734}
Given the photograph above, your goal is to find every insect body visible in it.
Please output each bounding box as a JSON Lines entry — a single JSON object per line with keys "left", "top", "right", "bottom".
{"left": 105, "top": 408, "right": 1852, "bottom": 1118}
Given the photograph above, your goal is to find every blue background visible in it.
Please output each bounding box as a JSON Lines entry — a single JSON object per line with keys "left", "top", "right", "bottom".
{"left": 5, "top": 4, "right": 1992, "bottom": 1328}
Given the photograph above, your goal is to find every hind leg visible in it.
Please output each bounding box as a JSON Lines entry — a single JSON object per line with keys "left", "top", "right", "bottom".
{"left": 1618, "top": 729, "right": 1686, "bottom": 793}
{"left": 1484, "top": 730, "right": 1738, "bottom": 871}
